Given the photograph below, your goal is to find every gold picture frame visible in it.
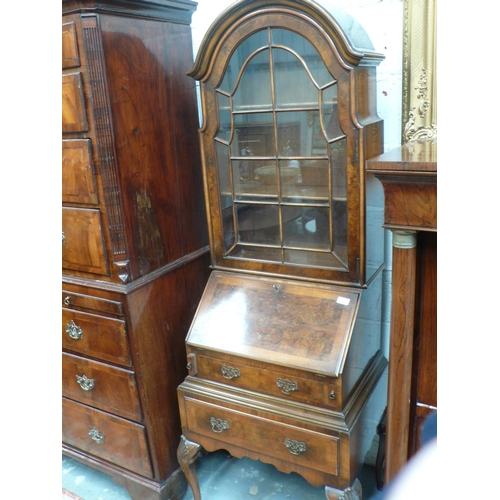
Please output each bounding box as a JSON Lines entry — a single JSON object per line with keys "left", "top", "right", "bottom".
{"left": 402, "top": 0, "right": 437, "bottom": 143}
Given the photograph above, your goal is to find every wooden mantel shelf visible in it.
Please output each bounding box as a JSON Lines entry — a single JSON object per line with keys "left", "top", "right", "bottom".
{"left": 366, "top": 140, "right": 437, "bottom": 232}
{"left": 366, "top": 140, "right": 437, "bottom": 174}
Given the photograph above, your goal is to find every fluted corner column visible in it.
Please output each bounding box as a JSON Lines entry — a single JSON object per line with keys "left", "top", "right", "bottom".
{"left": 385, "top": 230, "right": 418, "bottom": 484}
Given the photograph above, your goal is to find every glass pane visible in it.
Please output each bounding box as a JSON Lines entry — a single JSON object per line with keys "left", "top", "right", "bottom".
{"left": 331, "top": 139, "right": 347, "bottom": 199}
{"left": 236, "top": 204, "right": 280, "bottom": 246}
{"left": 216, "top": 92, "right": 232, "bottom": 142}
{"left": 228, "top": 244, "right": 282, "bottom": 263}
{"left": 232, "top": 112, "right": 275, "bottom": 157}
{"left": 322, "top": 84, "right": 343, "bottom": 141}
{"left": 299, "top": 207, "right": 330, "bottom": 249}
{"left": 332, "top": 199, "right": 347, "bottom": 263}
{"left": 233, "top": 159, "right": 278, "bottom": 202}
{"left": 300, "top": 160, "right": 329, "bottom": 197}
{"left": 271, "top": 29, "right": 334, "bottom": 88}
{"left": 216, "top": 141, "right": 231, "bottom": 200}
{"left": 281, "top": 206, "right": 303, "bottom": 246}
{"left": 284, "top": 249, "right": 345, "bottom": 270}
{"left": 276, "top": 111, "right": 325, "bottom": 157}
{"left": 233, "top": 49, "right": 272, "bottom": 112}
{"left": 280, "top": 159, "right": 303, "bottom": 201}
{"left": 251, "top": 163, "right": 279, "bottom": 198}
{"left": 215, "top": 141, "right": 235, "bottom": 253}
{"left": 272, "top": 48, "right": 318, "bottom": 109}
{"left": 220, "top": 30, "right": 270, "bottom": 94}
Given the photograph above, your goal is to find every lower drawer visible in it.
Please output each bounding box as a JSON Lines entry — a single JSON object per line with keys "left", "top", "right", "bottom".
{"left": 62, "top": 398, "right": 153, "bottom": 478}
{"left": 182, "top": 395, "right": 339, "bottom": 476}
{"left": 62, "top": 352, "right": 142, "bottom": 421}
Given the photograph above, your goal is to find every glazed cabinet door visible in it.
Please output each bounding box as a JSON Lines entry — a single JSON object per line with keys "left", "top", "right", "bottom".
{"left": 190, "top": 11, "right": 386, "bottom": 284}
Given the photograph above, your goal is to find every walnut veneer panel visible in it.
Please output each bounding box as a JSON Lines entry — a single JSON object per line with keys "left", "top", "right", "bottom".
{"left": 184, "top": 396, "right": 340, "bottom": 475}
{"left": 62, "top": 398, "right": 153, "bottom": 477}
{"left": 187, "top": 271, "right": 361, "bottom": 376}
{"left": 62, "top": 308, "right": 131, "bottom": 367}
{"left": 62, "top": 21, "right": 80, "bottom": 69}
{"left": 62, "top": 73, "right": 88, "bottom": 133}
{"left": 62, "top": 207, "right": 108, "bottom": 275}
{"left": 62, "top": 139, "right": 98, "bottom": 205}
{"left": 63, "top": 352, "right": 142, "bottom": 421}
{"left": 191, "top": 351, "right": 339, "bottom": 409}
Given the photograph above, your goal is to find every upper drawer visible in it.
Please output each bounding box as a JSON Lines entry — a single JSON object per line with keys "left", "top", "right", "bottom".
{"left": 183, "top": 396, "right": 339, "bottom": 477}
{"left": 62, "top": 352, "right": 141, "bottom": 422}
{"left": 62, "top": 207, "right": 108, "bottom": 276}
{"left": 62, "top": 398, "right": 153, "bottom": 478}
{"left": 62, "top": 139, "right": 98, "bottom": 205}
{"left": 62, "top": 21, "right": 80, "bottom": 69}
{"left": 188, "top": 350, "right": 338, "bottom": 410}
{"left": 62, "top": 308, "right": 131, "bottom": 367}
{"left": 63, "top": 73, "right": 88, "bottom": 133}
{"left": 62, "top": 291, "right": 123, "bottom": 317}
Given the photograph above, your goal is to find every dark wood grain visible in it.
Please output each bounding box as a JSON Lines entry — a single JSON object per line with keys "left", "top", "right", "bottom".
{"left": 62, "top": 352, "right": 142, "bottom": 421}
{"left": 62, "top": 2, "right": 210, "bottom": 499}
{"left": 62, "top": 398, "right": 153, "bottom": 477}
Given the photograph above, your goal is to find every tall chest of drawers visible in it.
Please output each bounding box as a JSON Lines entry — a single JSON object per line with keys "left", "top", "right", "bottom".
{"left": 61, "top": 1, "right": 211, "bottom": 498}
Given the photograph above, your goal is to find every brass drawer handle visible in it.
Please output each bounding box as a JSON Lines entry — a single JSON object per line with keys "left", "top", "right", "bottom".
{"left": 62, "top": 232, "right": 66, "bottom": 246}
{"left": 76, "top": 374, "right": 95, "bottom": 391}
{"left": 89, "top": 426, "right": 104, "bottom": 444}
{"left": 277, "top": 378, "right": 298, "bottom": 395}
{"left": 285, "top": 438, "right": 306, "bottom": 456}
{"left": 329, "top": 390, "right": 336, "bottom": 400}
{"left": 210, "top": 417, "right": 229, "bottom": 433}
{"left": 63, "top": 296, "right": 71, "bottom": 306}
{"left": 221, "top": 365, "right": 240, "bottom": 380}
{"left": 66, "top": 320, "right": 83, "bottom": 340}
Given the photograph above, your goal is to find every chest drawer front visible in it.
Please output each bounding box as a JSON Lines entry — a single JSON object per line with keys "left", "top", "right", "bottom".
{"left": 62, "top": 291, "right": 123, "bottom": 316}
{"left": 62, "top": 73, "right": 88, "bottom": 133}
{"left": 183, "top": 397, "right": 338, "bottom": 476}
{"left": 62, "top": 139, "right": 98, "bottom": 205}
{"left": 62, "top": 21, "right": 80, "bottom": 69}
{"left": 62, "top": 353, "right": 141, "bottom": 422}
{"left": 194, "top": 353, "right": 337, "bottom": 409}
{"left": 62, "top": 207, "right": 108, "bottom": 276}
{"left": 62, "top": 398, "right": 152, "bottom": 478}
{"left": 62, "top": 308, "right": 131, "bottom": 367}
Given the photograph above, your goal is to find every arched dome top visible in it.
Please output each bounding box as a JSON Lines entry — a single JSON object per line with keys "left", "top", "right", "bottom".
{"left": 188, "top": 0, "right": 384, "bottom": 81}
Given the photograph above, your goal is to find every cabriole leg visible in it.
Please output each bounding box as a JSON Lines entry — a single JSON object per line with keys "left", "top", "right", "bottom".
{"left": 325, "top": 478, "right": 362, "bottom": 500}
{"left": 177, "top": 435, "right": 202, "bottom": 500}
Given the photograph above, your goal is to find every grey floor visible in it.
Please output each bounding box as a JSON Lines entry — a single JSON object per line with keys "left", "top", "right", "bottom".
{"left": 62, "top": 449, "right": 381, "bottom": 499}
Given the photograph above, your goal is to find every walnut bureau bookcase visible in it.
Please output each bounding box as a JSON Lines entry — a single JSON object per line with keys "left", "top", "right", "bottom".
{"left": 61, "top": 1, "right": 211, "bottom": 498}
{"left": 176, "top": 1, "right": 388, "bottom": 499}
